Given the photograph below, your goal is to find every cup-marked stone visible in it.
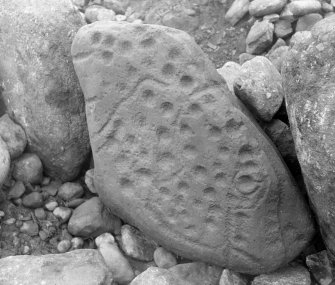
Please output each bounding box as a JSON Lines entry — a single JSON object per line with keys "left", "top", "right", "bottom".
{"left": 72, "top": 21, "right": 314, "bottom": 274}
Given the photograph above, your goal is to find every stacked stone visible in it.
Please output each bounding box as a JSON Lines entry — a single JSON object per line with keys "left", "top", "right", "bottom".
{"left": 71, "top": 0, "right": 143, "bottom": 24}
{"left": 225, "top": 0, "right": 330, "bottom": 65}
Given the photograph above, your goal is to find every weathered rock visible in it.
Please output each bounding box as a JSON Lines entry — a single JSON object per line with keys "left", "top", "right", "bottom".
{"left": 251, "top": 265, "right": 311, "bottom": 285}
{"left": 72, "top": 21, "right": 315, "bottom": 274}
{"left": 0, "top": 114, "right": 26, "bottom": 159}
{"left": 120, "top": 224, "right": 158, "bottom": 261}
{"left": 58, "top": 182, "right": 84, "bottom": 201}
{"left": 169, "top": 262, "right": 223, "bottom": 285}
{"left": 269, "top": 38, "right": 287, "bottom": 52}
{"left": 71, "top": 237, "right": 84, "bottom": 250}
{"left": 13, "top": 153, "right": 43, "bottom": 184}
{"left": 42, "top": 180, "right": 61, "bottom": 196}
{"left": 263, "top": 14, "right": 280, "bottom": 23}
{"left": 275, "top": 20, "right": 293, "bottom": 38}
{"left": 246, "top": 20, "right": 274, "bottom": 55}
{"left": 154, "top": 247, "right": 178, "bottom": 269}
{"left": 267, "top": 46, "right": 289, "bottom": 72}
{"left": 130, "top": 267, "right": 186, "bottom": 285}
{"left": 72, "top": 0, "right": 88, "bottom": 10}
{"left": 217, "top": 62, "right": 242, "bottom": 93}
{"left": 306, "top": 251, "right": 332, "bottom": 285}
{"left": 96, "top": 233, "right": 135, "bottom": 284}
{"left": 239, "top": 53, "right": 256, "bottom": 64}
{"left": 85, "top": 5, "right": 116, "bottom": 23}
{"left": 234, "top": 56, "right": 284, "bottom": 121}
{"left": 0, "top": 249, "right": 112, "bottom": 285}
{"left": 281, "top": 1, "right": 321, "bottom": 18}
{"left": 220, "top": 269, "right": 249, "bottom": 285}
{"left": 289, "top": 31, "right": 313, "bottom": 47}
{"left": 262, "top": 119, "right": 298, "bottom": 170}
{"left": 53, "top": 206, "right": 72, "bottom": 223}
{"left": 249, "top": 0, "right": 286, "bottom": 18}
{"left": 296, "top": 13, "right": 323, "bottom": 32}
{"left": 102, "top": 0, "right": 126, "bottom": 14}
{"left": 282, "top": 14, "right": 335, "bottom": 273}
{"left": 0, "top": 137, "right": 10, "bottom": 187}
{"left": 323, "top": 3, "right": 334, "bottom": 14}
{"left": 8, "top": 181, "right": 26, "bottom": 200}
{"left": 57, "top": 240, "right": 72, "bottom": 253}
{"left": 0, "top": 0, "right": 90, "bottom": 182}
{"left": 20, "top": 221, "right": 39, "bottom": 236}
{"left": 225, "top": 0, "right": 250, "bottom": 26}
{"left": 45, "top": 201, "right": 58, "bottom": 211}
{"left": 145, "top": 3, "right": 200, "bottom": 34}
{"left": 67, "top": 198, "right": 86, "bottom": 208}
{"left": 68, "top": 197, "right": 121, "bottom": 238}
{"left": 22, "top": 192, "right": 44, "bottom": 209}
{"left": 85, "top": 168, "right": 97, "bottom": 193}
{"left": 34, "top": 208, "right": 46, "bottom": 220}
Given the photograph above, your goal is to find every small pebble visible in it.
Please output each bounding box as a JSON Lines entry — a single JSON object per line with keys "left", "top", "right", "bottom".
{"left": 115, "top": 14, "right": 126, "bottom": 21}
{"left": 61, "top": 228, "right": 73, "bottom": 241}
{"left": 4, "top": 218, "right": 16, "bottom": 225}
{"left": 120, "top": 224, "right": 157, "bottom": 261}
{"left": 15, "top": 220, "right": 23, "bottom": 228}
{"left": 53, "top": 206, "right": 72, "bottom": 223}
{"left": 71, "top": 237, "right": 84, "bottom": 250}
{"left": 45, "top": 201, "right": 58, "bottom": 211}
{"left": 34, "top": 208, "right": 46, "bottom": 220}
{"left": 42, "top": 180, "right": 61, "bottom": 196}
{"left": 22, "top": 192, "right": 44, "bottom": 209}
{"left": 41, "top": 176, "right": 51, "bottom": 186}
{"left": 23, "top": 245, "right": 30, "bottom": 255}
{"left": 7, "top": 181, "right": 26, "bottom": 200}
{"left": 58, "top": 182, "right": 84, "bottom": 201}
{"left": 132, "top": 19, "right": 143, "bottom": 24}
{"left": 57, "top": 239, "right": 72, "bottom": 253}
{"left": 0, "top": 210, "right": 5, "bottom": 218}
{"left": 67, "top": 198, "right": 86, "bottom": 208}
{"left": 20, "top": 221, "right": 39, "bottom": 236}
{"left": 153, "top": 247, "right": 178, "bottom": 269}
{"left": 84, "top": 169, "right": 96, "bottom": 193}
{"left": 13, "top": 235, "right": 20, "bottom": 247}
{"left": 12, "top": 153, "right": 43, "bottom": 184}
{"left": 39, "top": 230, "right": 49, "bottom": 241}
{"left": 18, "top": 214, "right": 31, "bottom": 221}
{"left": 12, "top": 198, "right": 22, "bottom": 206}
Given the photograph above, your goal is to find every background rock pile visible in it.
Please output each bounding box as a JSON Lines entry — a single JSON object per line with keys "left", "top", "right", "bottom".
{"left": 0, "top": 0, "right": 335, "bottom": 284}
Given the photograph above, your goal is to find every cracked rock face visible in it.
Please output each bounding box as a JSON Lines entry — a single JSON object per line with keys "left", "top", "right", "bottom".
{"left": 72, "top": 21, "right": 314, "bottom": 274}
{"left": 282, "top": 15, "right": 335, "bottom": 273}
{"left": 0, "top": 0, "right": 90, "bottom": 181}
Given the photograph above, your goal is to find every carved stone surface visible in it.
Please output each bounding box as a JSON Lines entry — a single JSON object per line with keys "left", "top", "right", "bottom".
{"left": 282, "top": 14, "right": 335, "bottom": 273}
{"left": 0, "top": 0, "right": 90, "bottom": 181}
{"left": 72, "top": 21, "right": 314, "bottom": 274}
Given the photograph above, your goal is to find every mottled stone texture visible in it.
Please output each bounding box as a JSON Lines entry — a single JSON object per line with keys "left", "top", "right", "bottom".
{"left": 0, "top": 0, "right": 90, "bottom": 181}
{"left": 282, "top": 15, "right": 335, "bottom": 274}
{"left": 0, "top": 249, "right": 112, "bottom": 285}
{"left": 72, "top": 21, "right": 314, "bottom": 274}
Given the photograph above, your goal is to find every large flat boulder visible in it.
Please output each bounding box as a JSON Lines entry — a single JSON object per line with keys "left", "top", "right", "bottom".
{"left": 0, "top": 0, "right": 90, "bottom": 181}
{"left": 282, "top": 15, "right": 335, "bottom": 273}
{"left": 0, "top": 249, "right": 112, "bottom": 285}
{"left": 72, "top": 21, "right": 314, "bottom": 274}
